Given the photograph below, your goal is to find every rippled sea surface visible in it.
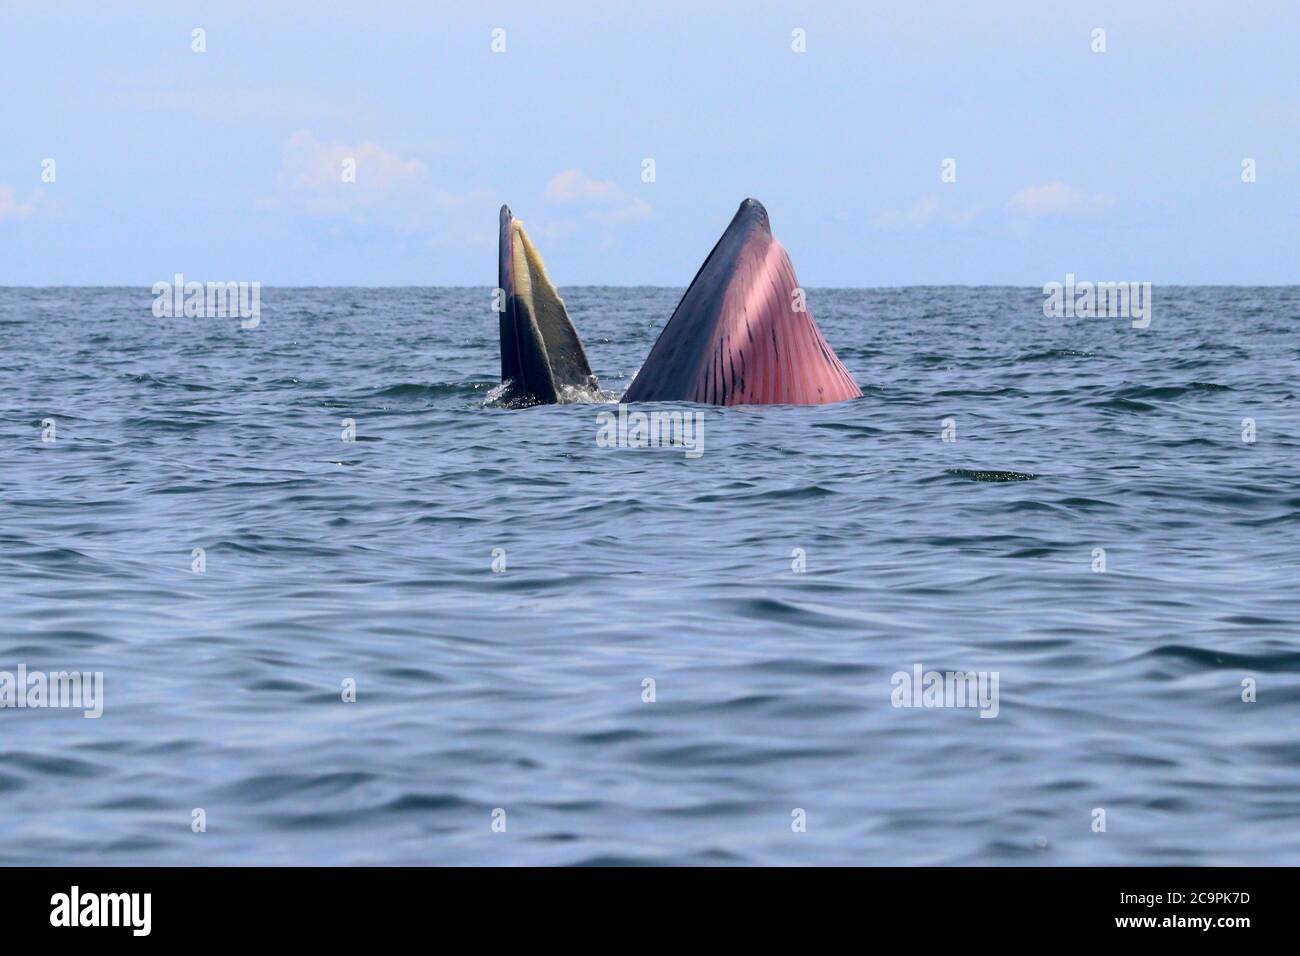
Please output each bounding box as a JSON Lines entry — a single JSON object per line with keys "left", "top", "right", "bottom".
{"left": 2, "top": 286, "right": 1298, "bottom": 866}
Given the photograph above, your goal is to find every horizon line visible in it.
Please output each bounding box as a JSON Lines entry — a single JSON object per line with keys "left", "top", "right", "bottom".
{"left": 2, "top": 283, "right": 1297, "bottom": 290}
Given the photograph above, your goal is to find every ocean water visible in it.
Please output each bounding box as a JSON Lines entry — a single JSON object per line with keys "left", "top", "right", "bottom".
{"left": 2, "top": 285, "right": 1298, "bottom": 866}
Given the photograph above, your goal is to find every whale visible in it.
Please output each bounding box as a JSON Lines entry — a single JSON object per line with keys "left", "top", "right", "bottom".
{"left": 497, "top": 204, "right": 600, "bottom": 406}
{"left": 494, "top": 198, "right": 860, "bottom": 406}
{"left": 624, "top": 199, "right": 861, "bottom": 405}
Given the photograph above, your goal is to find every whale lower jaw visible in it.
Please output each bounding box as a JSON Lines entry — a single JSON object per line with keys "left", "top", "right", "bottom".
{"left": 622, "top": 199, "right": 861, "bottom": 406}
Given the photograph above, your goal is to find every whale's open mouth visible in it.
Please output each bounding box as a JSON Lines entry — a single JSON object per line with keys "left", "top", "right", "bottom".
{"left": 495, "top": 198, "right": 861, "bottom": 407}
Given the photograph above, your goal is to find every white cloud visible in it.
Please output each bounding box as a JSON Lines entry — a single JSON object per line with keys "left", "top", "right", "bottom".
{"left": 1009, "top": 181, "right": 1114, "bottom": 217}
{"left": 872, "top": 194, "right": 941, "bottom": 230}
{"left": 0, "top": 185, "right": 39, "bottom": 221}
{"left": 870, "top": 195, "right": 984, "bottom": 231}
{"left": 262, "top": 130, "right": 496, "bottom": 240}
{"left": 282, "top": 129, "right": 426, "bottom": 193}
{"left": 250, "top": 131, "right": 510, "bottom": 252}
{"left": 545, "top": 169, "right": 621, "bottom": 203}
{"left": 536, "top": 219, "right": 578, "bottom": 240}
{"left": 589, "top": 197, "right": 653, "bottom": 224}
{"left": 543, "top": 168, "right": 652, "bottom": 223}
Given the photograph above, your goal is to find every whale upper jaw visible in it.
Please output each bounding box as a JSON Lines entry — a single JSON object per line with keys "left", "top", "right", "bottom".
{"left": 497, "top": 204, "right": 599, "bottom": 406}
{"left": 621, "top": 199, "right": 861, "bottom": 405}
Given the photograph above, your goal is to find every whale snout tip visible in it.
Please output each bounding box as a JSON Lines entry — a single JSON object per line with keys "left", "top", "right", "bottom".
{"left": 737, "top": 197, "right": 770, "bottom": 230}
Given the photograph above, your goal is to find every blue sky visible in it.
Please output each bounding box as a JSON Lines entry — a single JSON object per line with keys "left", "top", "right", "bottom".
{"left": 1, "top": 1, "right": 1296, "bottom": 285}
